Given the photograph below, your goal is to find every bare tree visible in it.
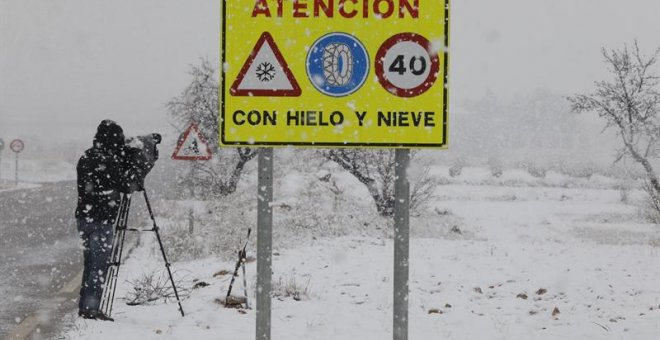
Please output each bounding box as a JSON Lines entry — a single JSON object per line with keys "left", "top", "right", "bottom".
{"left": 167, "top": 59, "right": 257, "bottom": 197}
{"left": 323, "top": 149, "right": 395, "bottom": 216}
{"left": 322, "top": 149, "right": 436, "bottom": 217}
{"left": 569, "top": 42, "right": 660, "bottom": 214}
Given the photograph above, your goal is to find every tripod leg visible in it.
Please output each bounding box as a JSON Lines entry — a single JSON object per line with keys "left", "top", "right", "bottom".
{"left": 241, "top": 260, "right": 249, "bottom": 309}
{"left": 226, "top": 251, "right": 242, "bottom": 300}
{"left": 100, "top": 193, "right": 131, "bottom": 316}
{"left": 143, "top": 190, "right": 185, "bottom": 317}
{"left": 107, "top": 225, "right": 127, "bottom": 316}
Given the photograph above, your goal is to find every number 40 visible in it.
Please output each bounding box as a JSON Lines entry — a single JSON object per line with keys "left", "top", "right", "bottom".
{"left": 388, "top": 55, "right": 427, "bottom": 76}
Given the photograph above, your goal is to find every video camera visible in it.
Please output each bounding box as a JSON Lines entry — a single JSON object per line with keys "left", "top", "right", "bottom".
{"left": 122, "top": 133, "right": 162, "bottom": 192}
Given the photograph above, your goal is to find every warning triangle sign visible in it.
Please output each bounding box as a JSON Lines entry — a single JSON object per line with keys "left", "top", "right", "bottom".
{"left": 171, "top": 123, "right": 213, "bottom": 161}
{"left": 230, "top": 32, "right": 301, "bottom": 97}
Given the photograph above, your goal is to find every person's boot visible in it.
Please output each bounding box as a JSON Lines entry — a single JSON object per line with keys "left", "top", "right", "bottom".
{"left": 78, "top": 310, "right": 95, "bottom": 319}
{"left": 78, "top": 309, "right": 114, "bottom": 322}
{"left": 92, "top": 311, "right": 114, "bottom": 322}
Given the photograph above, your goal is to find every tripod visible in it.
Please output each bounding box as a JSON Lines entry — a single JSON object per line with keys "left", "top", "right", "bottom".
{"left": 100, "top": 190, "right": 185, "bottom": 317}
{"left": 225, "top": 228, "right": 251, "bottom": 309}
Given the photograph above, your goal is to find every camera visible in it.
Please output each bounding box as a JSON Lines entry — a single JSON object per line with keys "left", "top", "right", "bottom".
{"left": 122, "top": 133, "right": 162, "bottom": 192}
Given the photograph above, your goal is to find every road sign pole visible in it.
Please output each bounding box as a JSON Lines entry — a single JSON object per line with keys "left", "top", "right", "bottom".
{"left": 393, "top": 148, "right": 410, "bottom": 340}
{"left": 0, "top": 138, "right": 4, "bottom": 181}
{"left": 256, "top": 148, "right": 273, "bottom": 340}
{"left": 9, "top": 139, "right": 25, "bottom": 187}
{"left": 188, "top": 163, "right": 195, "bottom": 234}
{"left": 15, "top": 152, "right": 19, "bottom": 187}
{"left": 0, "top": 139, "right": 3, "bottom": 182}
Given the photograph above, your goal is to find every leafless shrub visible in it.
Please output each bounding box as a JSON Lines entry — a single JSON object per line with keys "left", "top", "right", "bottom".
{"left": 125, "top": 269, "right": 190, "bottom": 306}
{"left": 641, "top": 179, "right": 660, "bottom": 223}
{"left": 167, "top": 59, "right": 257, "bottom": 199}
{"left": 561, "top": 162, "right": 598, "bottom": 179}
{"left": 570, "top": 42, "right": 660, "bottom": 215}
{"left": 487, "top": 157, "right": 504, "bottom": 178}
{"left": 616, "top": 180, "right": 633, "bottom": 203}
{"left": 409, "top": 166, "right": 440, "bottom": 216}
{"left": 321, "top": 149, "right": 440, "bottom": 217}
{"left": 521, "top": 161, "right": 547, "bottom": 178}
{"left": 275, "top": 173, "right": 383, "bottom": 243}
{"left": 272, "top": 272, "right": 311, "bottom": 301}
{"left": 449, "top": 158, "right": 465, "bottom": 178}
{"left": 649, "top": 237, "right": 660, "bottom": 247}
{"left": 161, "top": 223, "right": 208, "bottom": 262}
{"left": 320, "top": 149, "right": 396, "bottom": 216}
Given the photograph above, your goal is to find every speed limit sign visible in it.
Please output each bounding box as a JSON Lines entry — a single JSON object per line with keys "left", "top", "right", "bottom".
{"left": 10, "top": 139, "right": 24, "bottom": 153}
{"left": 375, "top": 33, "right": 441, "bottom": 98}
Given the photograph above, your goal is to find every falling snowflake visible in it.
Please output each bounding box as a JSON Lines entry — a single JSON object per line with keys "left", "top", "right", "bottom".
{"left": 255, "top": 62, "right": 276, "bottom": 82}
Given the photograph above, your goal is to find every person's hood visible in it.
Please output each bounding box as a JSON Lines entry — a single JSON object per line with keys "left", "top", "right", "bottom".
{"left": 93, "top": 119, "right": 125, "bottom": 151}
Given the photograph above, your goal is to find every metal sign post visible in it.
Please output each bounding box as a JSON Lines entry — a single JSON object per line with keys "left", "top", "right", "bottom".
{"left": 171, "top": 122, "right": 213, "bottom": 235}
{"left": 10, "top": 139, "right": 24, "bottom": 187}
{"left": 0, "top": 138, "right": 4, "bottom": 181}
{"left": 393, "top": 149, "right": 411, "bottom": 340}
{"left": 15, "top": 152, "right": 18, "bottom": 186}
{"left": 256, "top": 148, "right": 273, "bottom": 340}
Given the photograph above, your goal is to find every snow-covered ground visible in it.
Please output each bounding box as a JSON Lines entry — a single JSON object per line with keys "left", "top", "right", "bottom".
{"left": 0, "top": 180, "right": 40, "bottom": 192}
{"left": 0, "top": 157, "right": 75, "bottom": 188}
{"left": 59, "top": 168, "right": 660, "bottom": 340}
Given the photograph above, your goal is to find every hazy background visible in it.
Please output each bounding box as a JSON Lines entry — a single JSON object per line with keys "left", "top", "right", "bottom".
{"left": 1, "top": 0, "right": 659, "bottom": 165}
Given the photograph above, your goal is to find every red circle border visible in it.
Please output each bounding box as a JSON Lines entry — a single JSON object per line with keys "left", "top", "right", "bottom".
{"left": 10, "top": 139, "right": 24, "bottom": 153}
{"left": 375, "top": 33, "right": 440, "bottom": 98}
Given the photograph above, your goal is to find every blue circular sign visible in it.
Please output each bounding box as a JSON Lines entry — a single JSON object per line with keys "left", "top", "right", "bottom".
{"left": 306, "top": 33, "right": 369, "bottom": 97}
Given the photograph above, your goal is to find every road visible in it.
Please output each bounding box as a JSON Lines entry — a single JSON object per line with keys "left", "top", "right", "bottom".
{"left": 0, "top": 181, "right": 80, "bottom": 339}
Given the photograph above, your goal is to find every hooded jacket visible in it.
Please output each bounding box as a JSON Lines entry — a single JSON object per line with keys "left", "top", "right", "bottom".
{"left": 75, "top": 120, "right": 128, "bottom": 224}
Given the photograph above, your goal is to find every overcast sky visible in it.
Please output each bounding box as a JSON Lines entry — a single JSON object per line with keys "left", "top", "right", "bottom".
{"left": 1, "top": 0, "right": 659, "bottom": 142}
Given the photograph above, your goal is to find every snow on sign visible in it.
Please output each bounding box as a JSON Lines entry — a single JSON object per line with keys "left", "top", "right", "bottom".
{"left": 171, "top": 123, "right": 212, "bottom": 161}
{"left": 221, "top": 0, "right": 449, "bottom": 148}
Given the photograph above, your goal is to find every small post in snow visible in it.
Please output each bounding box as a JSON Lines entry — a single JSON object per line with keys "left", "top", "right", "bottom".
{"left": 393, "top": 148, "right": 410, "bottom": 340}
{"left": 170, "top": 122, "right": 214, "bottom": 233}
{"left": 15, "top": 152, "right": 18, "bottom": 187}
{"left": 0, "top": 138, "right": 4, "bottom": 181}
{"left": 256, "top": 147, "right": 273, "bottom": 340}
{"left": 188, "top": 163, "right": 195, "bottom": 233}
{"left": 9, "top": 139, "right": 24, "bottom": 187}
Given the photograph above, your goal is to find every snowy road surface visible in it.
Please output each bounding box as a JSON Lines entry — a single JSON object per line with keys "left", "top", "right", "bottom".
{"left": 0, "top": 181, "right": 81, "bottom": 338}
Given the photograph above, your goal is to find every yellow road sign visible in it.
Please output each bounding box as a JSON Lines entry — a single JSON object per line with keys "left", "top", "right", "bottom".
{"left": 221, "top": 0, "right": 449, "bottom": 148}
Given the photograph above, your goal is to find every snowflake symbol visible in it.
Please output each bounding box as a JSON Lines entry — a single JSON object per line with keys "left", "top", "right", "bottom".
{"left": 255, "top": 62, "right": 276, "bottom": 82}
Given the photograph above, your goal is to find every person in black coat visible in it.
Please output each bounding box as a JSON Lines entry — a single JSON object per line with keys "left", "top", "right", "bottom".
{"left": 75, "top": 120, "right": 129, "bottom": 321}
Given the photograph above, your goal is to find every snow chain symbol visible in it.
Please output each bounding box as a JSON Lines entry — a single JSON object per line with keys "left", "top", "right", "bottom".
{"left": 306, "top": 32, "right": 369, "bottom": 97}
{"left": 323, "top": 43, "right": 353, "bottom": 86}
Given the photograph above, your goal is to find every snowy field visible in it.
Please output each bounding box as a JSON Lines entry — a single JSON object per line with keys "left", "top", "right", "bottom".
{"left": 0, "top": 158, "right": 75, "bottom": 192}
{"left": 58, "top": 166, "right": 660, "bottom": 340}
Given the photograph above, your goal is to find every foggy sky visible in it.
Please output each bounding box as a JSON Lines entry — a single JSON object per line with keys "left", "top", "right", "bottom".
{"left": 1, "top": 0, "right": 659, "bottom": 142}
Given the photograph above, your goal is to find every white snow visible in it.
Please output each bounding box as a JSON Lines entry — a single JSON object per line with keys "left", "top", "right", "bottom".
{"left": 0, "top": 157, "right": 75, "bottom": 183}
{"left": 59, "top": 168, "right": 660, "bottom": 340}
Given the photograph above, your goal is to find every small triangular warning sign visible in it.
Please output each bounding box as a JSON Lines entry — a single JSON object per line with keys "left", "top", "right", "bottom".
{"left": 230, "top": 32, "right": 301, "bottom": 97}
{"left": 171, "top": 123, "right": 212, "bottom": 161}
